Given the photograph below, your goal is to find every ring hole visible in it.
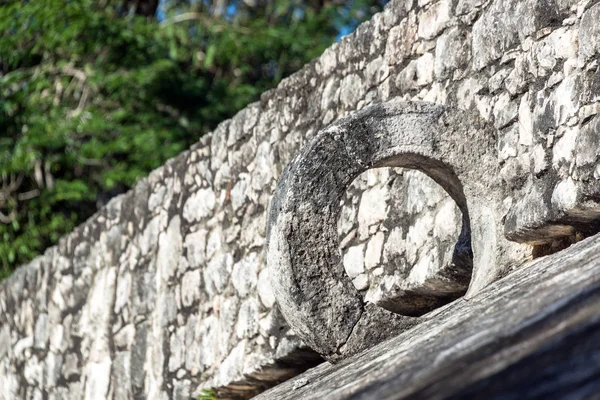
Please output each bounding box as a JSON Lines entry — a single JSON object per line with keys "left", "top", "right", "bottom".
{"left": 337, "top": 167, "right": 472, "bottom": 317}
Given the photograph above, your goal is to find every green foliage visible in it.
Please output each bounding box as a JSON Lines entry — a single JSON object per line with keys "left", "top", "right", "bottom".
{"left": 0, "top": 0, "right": 386, "bottom": 273}
{"left": 197, "top": 388, "right": 217, "bottom": 400}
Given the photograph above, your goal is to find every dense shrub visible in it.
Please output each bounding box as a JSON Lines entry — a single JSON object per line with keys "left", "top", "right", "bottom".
{"left": 0, "top": 0, "right": 386, "bottom": 276}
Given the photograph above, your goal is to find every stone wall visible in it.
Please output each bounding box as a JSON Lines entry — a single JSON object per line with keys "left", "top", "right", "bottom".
{"left": 1, "top": 0, "right": 599, "bottom": 398}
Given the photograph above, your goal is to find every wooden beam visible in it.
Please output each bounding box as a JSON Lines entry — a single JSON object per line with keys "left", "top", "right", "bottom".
{"left": 256, "top": 233, "right": 600, "bottom": 399}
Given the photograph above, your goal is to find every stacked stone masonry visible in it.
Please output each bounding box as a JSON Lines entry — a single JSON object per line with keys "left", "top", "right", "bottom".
{"left": 1, "top": 0, "right": 599, "bottom": 398}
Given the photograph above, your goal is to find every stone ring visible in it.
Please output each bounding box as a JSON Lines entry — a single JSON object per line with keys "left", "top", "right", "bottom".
{"left": 266, "top": 100, "right": 528, "bottom": 361}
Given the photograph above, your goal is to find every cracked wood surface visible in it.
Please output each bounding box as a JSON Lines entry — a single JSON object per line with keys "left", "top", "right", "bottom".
{"left": 256, "top": 232, "right": 600, "bottom": 399}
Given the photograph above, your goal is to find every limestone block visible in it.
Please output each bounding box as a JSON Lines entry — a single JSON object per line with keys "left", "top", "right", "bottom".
{"left": 418, "top": 0, "right": 452, "bottom": 40}
{"left": 579, "top": 3, "right": 600, "bottom": 65}
{"left": 385, "top": 12, "right": 418, "bottom": 65}
{"left": 472, "top": 0, "right": 564, "bottom": 70}
{"left": 434, "top": 27, "right": 470, "bottom": 80}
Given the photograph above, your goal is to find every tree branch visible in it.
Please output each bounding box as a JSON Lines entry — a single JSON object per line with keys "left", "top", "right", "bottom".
{"left": 17, "top": 189, "right": 40, "bottom": 201}
{"left": 0, "top": 209, "right": 16, "bottom": 224}
{"left": 160, "top": 12, "right": 250, "bottom": 34}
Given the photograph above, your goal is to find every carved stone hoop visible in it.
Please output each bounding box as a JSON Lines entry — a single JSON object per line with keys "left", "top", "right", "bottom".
{"left": 266, "top": 101, "right": 528, "bottom": 361}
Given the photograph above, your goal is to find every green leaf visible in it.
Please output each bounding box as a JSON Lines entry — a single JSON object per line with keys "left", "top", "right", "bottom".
{"left": 204, "top": 44, "right": 216, "bottom": 68}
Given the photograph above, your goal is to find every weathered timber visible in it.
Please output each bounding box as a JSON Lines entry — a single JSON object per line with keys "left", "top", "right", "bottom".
{"left": 256, "top": 232, "right": 600, "bottom": 400}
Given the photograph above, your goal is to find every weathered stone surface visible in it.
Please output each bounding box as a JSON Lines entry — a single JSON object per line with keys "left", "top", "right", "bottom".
{"left": 472, "top": 0, "right": 564, "bottom": 70}
{"left": 385, "top": 12, "right": 418, "bottom": 65}
{"left": 266, "top": 100, "right": 532, "bottom": 360}
{"left": 1, "top": 0, "right": 600, "bottom": 396}
{"left": 434, "top": 27, "right": 470, "bottom": 80}
{"left": 579, "top": 3, "right": 600, "bottom": 64}
{"left": 396, "top": 52, "right": 435, "bottom": 91}
{"left": 256, "top": 233, "right": 600, "bottom": 399}
{"left": 417, "top": 0, "right": 452, "bottom": 40}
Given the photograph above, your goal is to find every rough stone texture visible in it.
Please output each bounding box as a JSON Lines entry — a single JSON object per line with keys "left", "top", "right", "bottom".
{"left": 256, "top": 232, "right": 600, "bottom": 399}
{"left": 0, "top": 0, "right": 599, "bottom": 397}
{"left": 266, "top": 100, "right": 531, "bottom": 360}
{"left": 0, "top": 154, "right": 321, "bottom": 400}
